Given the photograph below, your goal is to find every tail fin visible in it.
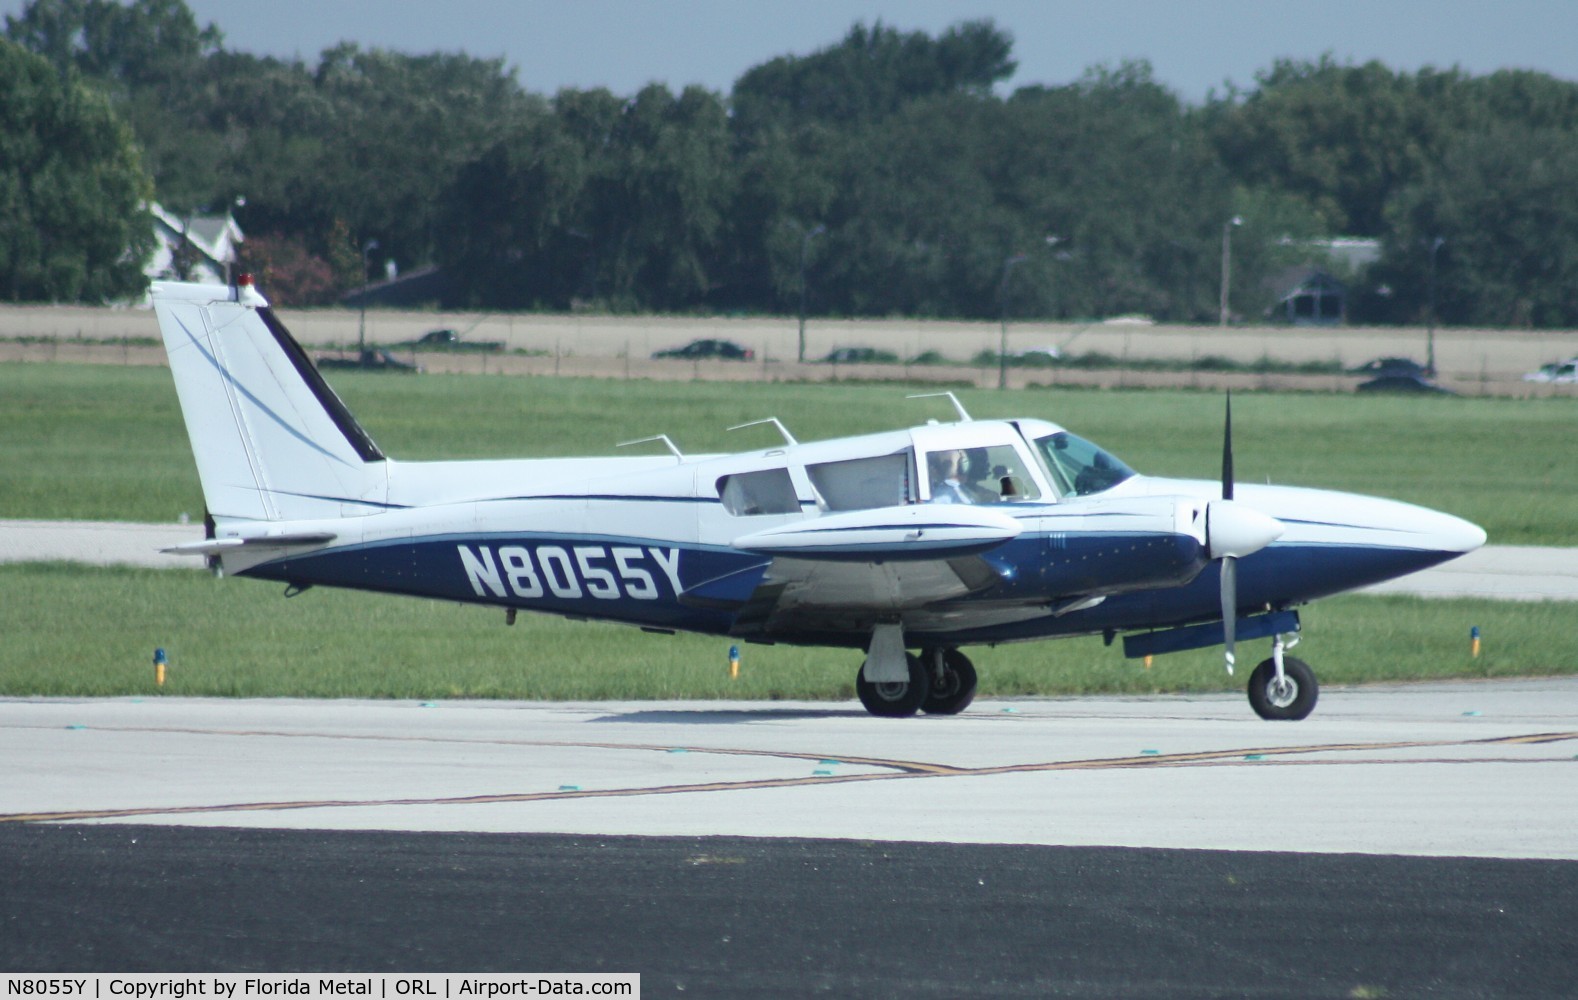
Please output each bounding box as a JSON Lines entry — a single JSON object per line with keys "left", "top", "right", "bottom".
{"left": 152, "top": 279, "right": 389, "bottom": 522}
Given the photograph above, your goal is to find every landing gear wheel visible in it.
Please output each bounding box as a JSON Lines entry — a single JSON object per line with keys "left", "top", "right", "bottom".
{"left": 921, "top": 648, "right": 978, "bottom": 715}
{"left": 857, "top": 652, "right": 930, "bottom": 718}
{"left": 1248, "top": 656, "right": 1318, "bottom": 720}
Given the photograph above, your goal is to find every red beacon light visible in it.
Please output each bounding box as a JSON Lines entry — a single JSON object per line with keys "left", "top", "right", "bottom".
{"left": 233, "top": 272, "right": 264, "bottom": 305}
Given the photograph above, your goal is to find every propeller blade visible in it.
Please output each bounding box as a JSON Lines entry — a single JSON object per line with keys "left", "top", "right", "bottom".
{"left": 1221, "top": 392, "right": 1234, "bottom": 501}
{"left": 1220, "top": 555, "right": 1237, "bottom": 674}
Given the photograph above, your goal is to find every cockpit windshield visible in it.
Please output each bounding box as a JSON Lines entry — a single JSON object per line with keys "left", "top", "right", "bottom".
{"left": 1034, "top": 431, "right": 1136, "bottom": 497}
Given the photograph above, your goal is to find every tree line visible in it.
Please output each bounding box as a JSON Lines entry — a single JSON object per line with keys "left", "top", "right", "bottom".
{"left": 6, "top": 0, "right": 1578, "bottom": 328}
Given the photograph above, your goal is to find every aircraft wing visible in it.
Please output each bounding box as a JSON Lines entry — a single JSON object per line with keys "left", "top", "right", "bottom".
{"left": 731, "top": 504, "right": 1021, "bottom": 561}
{"left": 715, "top": 506, "right": 1049, "bottom": 639}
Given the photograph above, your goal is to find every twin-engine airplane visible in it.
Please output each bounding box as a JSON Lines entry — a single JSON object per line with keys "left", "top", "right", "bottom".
{"left": 151, "top": 278, "right": 1486, "bottom": 720}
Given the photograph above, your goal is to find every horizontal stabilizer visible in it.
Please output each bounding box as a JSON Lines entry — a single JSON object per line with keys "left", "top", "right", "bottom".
{"left": 733, "top": 505, "right": 1021, "bottom": 562}
{"left": 162, "top": 532, "right": 338, "bottom": 557}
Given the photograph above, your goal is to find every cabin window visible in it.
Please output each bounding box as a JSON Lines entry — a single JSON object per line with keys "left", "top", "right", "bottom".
{"left": 717, "top": 468, "right": 801, "bottom": 516}
{"left": 924, "top": 444, "right": 1042, "bottom": 503}
{"left": 806, "top": 451, "right": 912, "bottom": 511}
{"left": 1034, "top": 432, "right": 1136, "bottom": 497}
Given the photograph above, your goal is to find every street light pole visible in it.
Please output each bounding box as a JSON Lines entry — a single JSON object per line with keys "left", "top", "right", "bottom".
{"left": 797, "top": 224, "right": 824, "bottom": 364}
{"left": 997, "top": 253, "right": 1026, "bottom": 390}
{"left": 358, "top": 239, "right": 379, "bottom": 355}
{"left": 1219, "top": 216, "right": 1242, "bottom": 327}
{"left": 1427, "top": 236, "right": 1445, "bottom": 376}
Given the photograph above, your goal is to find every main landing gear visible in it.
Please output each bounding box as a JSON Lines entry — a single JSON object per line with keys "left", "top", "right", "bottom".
{"left": 856, "top": 646, "right": 978, "bottom": 718}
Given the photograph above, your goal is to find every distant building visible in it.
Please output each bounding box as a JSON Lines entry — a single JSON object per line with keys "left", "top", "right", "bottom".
{"left": 1261, "top": 238, "right": 1380, "bottom": 326}
{"left": 145, "top": 203, "right": 243, "bottom": 291}
{"left": 1266, "top": 267, "right": 1348, "bottom": 325}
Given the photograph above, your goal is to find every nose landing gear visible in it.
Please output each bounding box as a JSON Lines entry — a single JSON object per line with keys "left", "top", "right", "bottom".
{"left": 1247, "top": 635, "right": 1318, "bottom": 720}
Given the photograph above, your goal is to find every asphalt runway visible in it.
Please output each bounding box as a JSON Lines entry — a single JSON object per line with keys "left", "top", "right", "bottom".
{"left": 6, "top": 824, "right": 1576, "bottom": 998}
{"left": 5, "top": 686, "right": 1577, "bottom": 994}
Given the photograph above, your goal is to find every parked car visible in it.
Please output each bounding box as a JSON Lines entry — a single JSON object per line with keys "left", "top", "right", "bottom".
{"left": 652, "top": 338, "right": 754, "bottom": 361}
{"left": 316, "top": 348, "right": 420, "bottom": 372}
{"left": 1356, "top": 373, "right": 1454, "bottom": 395}
{"left": 1351, "top": 357, "right": 1429, "bottom": 377}
{"left": 1013, "top": 345, "right": 1062, "bottom": 365}
{"left": 823, "top": 346, "right": 899, "bottom": 364}
{"left": 401, "top": 329, "right": 504, "bottom": 352}
{"left": 1523, "top": 359, "right": 1578, "bottom": 383}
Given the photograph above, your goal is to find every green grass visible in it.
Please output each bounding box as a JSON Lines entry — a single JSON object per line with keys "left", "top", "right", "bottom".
{"left": 1, "top": 563, "right": 1571, "bottom": 700}
{"left": 2, "top": 362, "right": 1575, "bottom": 543}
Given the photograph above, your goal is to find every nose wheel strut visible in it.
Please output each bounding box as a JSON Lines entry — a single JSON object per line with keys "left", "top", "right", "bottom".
{"left": 1248, "top": 634, "right": 1318, "bottom": 720}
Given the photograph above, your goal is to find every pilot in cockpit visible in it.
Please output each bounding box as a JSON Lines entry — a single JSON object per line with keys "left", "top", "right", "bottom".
{"left": 928, "top": 449, "right": 997, "bottom": 504}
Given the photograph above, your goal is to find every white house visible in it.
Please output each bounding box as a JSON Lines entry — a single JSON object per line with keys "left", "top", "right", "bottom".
{"left": 145, "top": 202, "right": 244, "bottom": 291}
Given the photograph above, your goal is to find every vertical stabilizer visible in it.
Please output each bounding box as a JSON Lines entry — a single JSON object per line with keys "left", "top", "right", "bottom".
{"left": 152, "top": 280, "right": 388, "bottom": 522}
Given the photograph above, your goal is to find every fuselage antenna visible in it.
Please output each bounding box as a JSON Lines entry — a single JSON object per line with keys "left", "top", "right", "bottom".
{"left": 617, "top": 434, "right": 684, "bottom": 460}
{"left": 726, "top": 417, "right": 798, "bottom": 446}
{"left": 906, "top": 391, "right": 973, "bottom": 422}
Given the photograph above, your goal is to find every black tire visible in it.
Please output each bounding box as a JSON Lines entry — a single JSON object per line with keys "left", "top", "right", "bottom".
{"left": 921, "top": 649, "right": 978, "bottom": 715}
{"left": 1247, "top": 656, "right": 1318, "bottom": 720}
{"left": 857, "top": 652, "right": 930, "bottom": 718}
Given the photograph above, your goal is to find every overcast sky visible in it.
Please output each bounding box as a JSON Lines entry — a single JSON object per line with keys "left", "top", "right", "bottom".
{"left": 5, "top": 0, "right": 1578, "bottom": 102}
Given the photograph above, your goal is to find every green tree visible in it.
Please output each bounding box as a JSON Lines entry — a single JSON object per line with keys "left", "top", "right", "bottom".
{"left": 443, "top": 83, "right": 734, "bottom": 312}
{"left": 795, "top": 60, "right": 1235, "bottom": 322}
{"left": 4, "top": 0, "right": 221, "bottom": 87}
{"left": 296, "top": 44, "right": 539, "bottom": 278}
{"left": 1208, "top": 57, "right": 1464, "bottom": 236}
{"left": 440, "top": 107, "right": 586, "bottom": 309}
{"left": 732, "top": 19, "right": 1015, "bottom": 137}
{"left": 597, "top": 84, "right": 733, "bottom": 309}
{"left": 0, "top": 38, "right": 153, "bottom": 302}
{"left": 5, "top": 0, "right": 225, "bottom": 210}
{"left": 1001, "top": 63, "right": 1235, "bottom": 322}
{"left": 727, "top": 20, "right": 1017, "bottom": 315}
{"left": 1365, "top": 124, "right": 1578, "bottom": 327}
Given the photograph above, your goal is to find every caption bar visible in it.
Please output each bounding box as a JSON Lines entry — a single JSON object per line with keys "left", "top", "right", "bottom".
{"left": 2, "top": 977, "right": 638, "bottom": 1000}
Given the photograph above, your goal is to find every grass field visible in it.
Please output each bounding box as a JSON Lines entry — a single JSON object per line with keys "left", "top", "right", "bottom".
{"left": 2, "top": 361, "right": 1573, "bottom": 701}
{"left": 3, "top": 562, "right": 1571, "bottom": 700}
{"left": 2, "top": 363, "right": 1575, "bottom": 543}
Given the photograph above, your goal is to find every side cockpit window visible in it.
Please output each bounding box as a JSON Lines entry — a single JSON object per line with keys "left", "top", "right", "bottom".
{"left": 806, "top": 451, "right": 912, "bottom": 511}
{"left": 717, "top": 468, "right": 801, "bottom": 516}
{"left": 926, "top": 444, "right": 1042, "bottom": 503}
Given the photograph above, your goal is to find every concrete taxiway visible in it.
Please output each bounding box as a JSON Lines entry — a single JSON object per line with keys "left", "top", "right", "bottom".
{"left": 4, "top": 682, "right": 1576, "bottom": 859}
